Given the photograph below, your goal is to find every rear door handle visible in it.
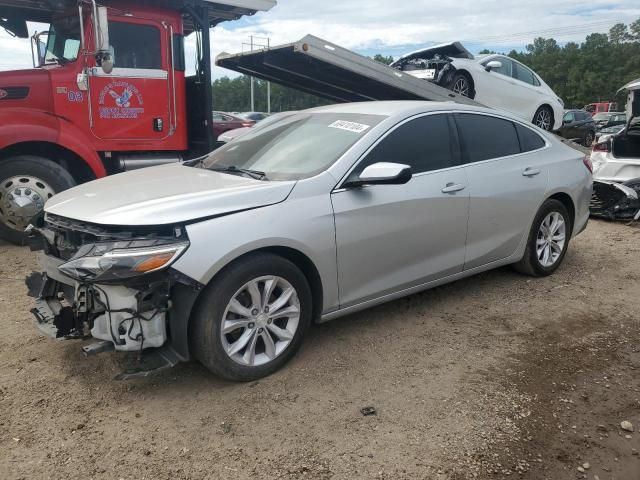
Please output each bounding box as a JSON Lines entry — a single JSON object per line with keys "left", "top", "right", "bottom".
{"left": 442, "top": 183, "right": 466, "bottom": 194}
{"left": 522, "top": 168, "right": 541, "bottom": 177}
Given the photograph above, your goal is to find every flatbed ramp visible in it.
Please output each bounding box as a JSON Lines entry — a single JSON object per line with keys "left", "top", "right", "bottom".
{"left": 216, "top": 35, "right": 482, "bottom": 105}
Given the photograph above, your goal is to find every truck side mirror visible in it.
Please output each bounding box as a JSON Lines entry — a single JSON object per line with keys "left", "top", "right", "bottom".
{"left": 94, "top": 6, "right": 112, "bottom": 73}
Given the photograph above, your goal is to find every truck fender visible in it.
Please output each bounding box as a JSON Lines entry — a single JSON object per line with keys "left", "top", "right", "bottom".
{"left": 0, "top": 109, "right": 106, "bottom": 178}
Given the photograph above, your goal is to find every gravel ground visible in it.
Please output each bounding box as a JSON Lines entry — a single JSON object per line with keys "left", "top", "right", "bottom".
{"left": 0, "top": 219, "right": 639, "bottom": 480}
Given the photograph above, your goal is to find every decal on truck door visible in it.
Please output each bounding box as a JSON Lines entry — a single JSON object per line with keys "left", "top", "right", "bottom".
{"left": 98, "top": 81, "right": 144, "bottom": 119}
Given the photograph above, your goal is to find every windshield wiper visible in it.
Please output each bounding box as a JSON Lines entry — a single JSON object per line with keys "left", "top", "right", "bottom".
{"left": 209, "top": 165, "right": 268, "bottom": 181}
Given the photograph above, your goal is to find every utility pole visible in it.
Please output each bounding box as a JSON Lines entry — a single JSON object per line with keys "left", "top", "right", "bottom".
{"left": 245, "top": 35, "right": 271, "bottom": 113}
{"left": 250, "top": 36, "right": 255, "bottom": 112}
{"left": 267, "top": 38, "right": 271, "bottom": 113}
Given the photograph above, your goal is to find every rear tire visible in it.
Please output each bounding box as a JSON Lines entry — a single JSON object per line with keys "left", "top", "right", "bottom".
{"left": 514, "top": 199, "right": 572, "bottom": 277}
{"left": 191, "top": 253, "right": 313, "bottom": 381}
{"left": 0, "top": 156, "right": 76, "bottom": 245}
{"left": 583, "top": 130, "right": 595, "bottom": 148}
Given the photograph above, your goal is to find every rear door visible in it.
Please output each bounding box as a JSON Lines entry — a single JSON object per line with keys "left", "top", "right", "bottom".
{"left": 509, "top": 62, "right": 545, "bottom": 116}
{"left": 454, "top": 113, "right": 549, "bottom": 269}
{"left": 331, "top": 113, "right": 469, "bottom": 307}
{"left": 88, "top": 18, "right": 171, "bottom": 140}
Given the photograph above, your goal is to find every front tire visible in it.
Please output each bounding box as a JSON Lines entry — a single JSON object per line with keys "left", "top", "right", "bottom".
{"left": 533, "top": 106, "right": 554, "bottom": 131}
{"left": 514, "top": 199, "right": 571, "bottom": 277}
{"left": 0, "top": 156, "right": 76, "bottom": 245}
{"left": 191, "top": 253, "right": 313, "bottom": 381}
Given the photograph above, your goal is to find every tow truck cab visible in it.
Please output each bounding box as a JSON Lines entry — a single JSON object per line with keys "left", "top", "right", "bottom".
{"left": 0, "top": 0, "right": 275, "bottom": 243}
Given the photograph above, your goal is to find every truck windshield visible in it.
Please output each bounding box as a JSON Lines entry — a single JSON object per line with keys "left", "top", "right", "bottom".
{"left": 202, "top": 112, "right": 386, "bottom": 181}
{"left": 43, "top": 17, "right": 81, "bottom": 64}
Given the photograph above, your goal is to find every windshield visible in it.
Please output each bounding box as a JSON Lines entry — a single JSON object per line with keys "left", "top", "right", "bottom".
{"left": 202, "top": 112, "right": 386, "bottom": 181}
{"left": 43, "top": 16, "right": 81, "bottom": 65}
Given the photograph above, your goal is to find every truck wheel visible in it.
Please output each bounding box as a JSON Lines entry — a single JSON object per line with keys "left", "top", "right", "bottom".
{"left": 0, "top": 156, "right": 76, "bottom": 245}
{"left": 191, "top": 253, "right": 313, "bottom": 381}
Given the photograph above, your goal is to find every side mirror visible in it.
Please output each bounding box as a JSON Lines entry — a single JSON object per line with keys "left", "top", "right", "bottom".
{"left": 98, "top": 52, "right": 114, "bottom": 74}
{"left": 344, "top": 162, "right": 412, "bottom": 188}
{"left": 94, "top": 6, "right": 112, "bottom": 73}
{"left": 485, "top": 60, "right": 502, "bottom": 72}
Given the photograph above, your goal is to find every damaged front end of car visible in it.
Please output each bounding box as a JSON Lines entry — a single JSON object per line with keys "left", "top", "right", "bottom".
{"left": 590, "top": 180, "right": 640, "bottom": 221}
{"left": 25, "top": 213, "right": 203, "bottom": 379}
{"left": 390, "top": 42, "right": 473, "bottom": 91}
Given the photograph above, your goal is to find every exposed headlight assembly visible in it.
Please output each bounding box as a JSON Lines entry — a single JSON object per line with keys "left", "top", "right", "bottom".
{"left": 59, "top": 240, "right": 189, "bottom": 282}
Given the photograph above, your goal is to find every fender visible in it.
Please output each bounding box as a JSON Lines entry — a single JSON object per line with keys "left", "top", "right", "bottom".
{"left": 0, "top": 108, "right": 106, "bottom": 178}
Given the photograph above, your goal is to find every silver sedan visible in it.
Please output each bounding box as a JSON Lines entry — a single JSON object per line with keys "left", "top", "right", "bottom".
{"left": 30, "top": 101, "right": 593, "bottom": 381}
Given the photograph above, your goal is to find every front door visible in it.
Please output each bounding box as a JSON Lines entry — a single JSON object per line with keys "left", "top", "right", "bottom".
{"left": 88, "top": 18, "right": 171, "bottom": 141}
{"left": 331, "top": 113, "right": 470, "bottom": 308}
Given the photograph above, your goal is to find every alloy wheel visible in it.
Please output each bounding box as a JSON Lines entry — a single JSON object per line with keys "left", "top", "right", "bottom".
{"left": 534, "top": 109, "right": 552, "bottom": 131}
{"left": 221, "top": 276, "right": 301, "bottom": 367}
{"left": 452, "top": 77, "right": 470, "bottom": 97}
{"left": 536, "top": 212, "right": 566, "bottom": 268}
{"left": 0, "top": 175, "right": 55, "bottom": 231}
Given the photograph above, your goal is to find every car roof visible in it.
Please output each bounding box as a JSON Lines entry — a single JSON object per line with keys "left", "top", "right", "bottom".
{"left": 307, "top": 101, "right": 495, "bottom": 117}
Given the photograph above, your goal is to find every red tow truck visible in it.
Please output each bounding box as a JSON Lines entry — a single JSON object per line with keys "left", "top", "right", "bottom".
{"left": 0, "top": 0, "right": 275, "bottom": 244}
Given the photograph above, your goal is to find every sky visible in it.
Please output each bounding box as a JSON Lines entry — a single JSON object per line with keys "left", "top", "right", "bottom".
{"left": 1, "top": 0, "right": 639, "bottom": 78}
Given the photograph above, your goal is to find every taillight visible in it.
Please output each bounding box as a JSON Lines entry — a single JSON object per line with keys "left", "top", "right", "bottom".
{"left": 592, "top": 141, "right": 610, "bottom": 153}
{"left": 242, "top": 122, "right": 254, "bottom": 127}
{"left": 582, "top": 155, "right": 593, "bottom": 173}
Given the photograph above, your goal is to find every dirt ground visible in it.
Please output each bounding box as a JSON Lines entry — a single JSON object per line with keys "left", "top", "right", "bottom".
{"left": 1, "top": 219, "right": 639, "bottom": 480}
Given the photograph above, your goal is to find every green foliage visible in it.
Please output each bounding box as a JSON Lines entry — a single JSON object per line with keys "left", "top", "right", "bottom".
{"left": 509, "top": 18, "right": 640, "bottom": 108}
{"left": 372, "top": 54, "right": 394, "bottom": 65}
{"left": 212, "top": 76, "right": 331, "bottom": 112}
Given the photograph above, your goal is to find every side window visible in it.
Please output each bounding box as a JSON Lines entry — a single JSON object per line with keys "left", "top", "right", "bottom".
{"left": 354, "top": 114, "right": 456, "bottom": 176}
{"left": 455, "top": 113, "right": 520, "bottom": 163}
{"left": 515, "top": 124, "right": 546, "bottom": 152}
{"left": 485, "top": 57, "right": 512, "bottom": 77}
{"left": 109, "top": 22, "right": 162, "bottom": 69}
{"left": 563, "top": 112, "right": 575, "bottom": 123}
{"left": 173, "top": 34, "right": 185, "bottom": 72}
{"left": 513, "top": 63, "right": 536, "bottom": 86}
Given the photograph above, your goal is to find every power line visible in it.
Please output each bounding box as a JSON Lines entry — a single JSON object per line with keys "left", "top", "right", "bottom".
{"left": 460, "top": 18, "right": 626, "bottom": 45}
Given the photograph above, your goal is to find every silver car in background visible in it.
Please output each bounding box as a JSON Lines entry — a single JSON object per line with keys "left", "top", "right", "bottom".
{"left": 27, "top": 102, "right": 592, "bottom": 381}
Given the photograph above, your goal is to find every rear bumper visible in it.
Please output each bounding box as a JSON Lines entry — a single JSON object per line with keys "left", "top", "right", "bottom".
{"left": 590, "top": 180, "right": 640, "bottom": 220}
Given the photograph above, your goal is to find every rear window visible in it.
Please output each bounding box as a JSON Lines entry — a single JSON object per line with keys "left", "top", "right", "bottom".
{"left": 455, "top": 113, "right": 521, "bottom": 163}
{"left": 515, "top": 124, "right": 546, "bottom": 152}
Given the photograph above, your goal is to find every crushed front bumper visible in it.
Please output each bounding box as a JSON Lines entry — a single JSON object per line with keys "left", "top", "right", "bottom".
{"left": 26, "top": 250, "right": 201, "bottom": 379}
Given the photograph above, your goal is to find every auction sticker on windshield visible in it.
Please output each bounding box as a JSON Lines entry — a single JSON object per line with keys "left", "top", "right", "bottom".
{"left": 329, "top": 120, "right": 371, "bottom": 133}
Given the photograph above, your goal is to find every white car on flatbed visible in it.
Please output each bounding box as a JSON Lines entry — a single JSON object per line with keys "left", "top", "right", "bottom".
{"left": 390, "top": 42, "right": 565, "bottom": 131}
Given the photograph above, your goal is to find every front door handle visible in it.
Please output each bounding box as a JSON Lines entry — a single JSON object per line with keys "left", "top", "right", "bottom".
{"left": 442, "top": 183, "right": 466, "bottom": 194}
{"left": 522, "top": 168, "right": 541, "bottom": 177}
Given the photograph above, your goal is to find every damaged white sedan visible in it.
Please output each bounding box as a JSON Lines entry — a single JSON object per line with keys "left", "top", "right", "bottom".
{"left": 390, "top": 42, "right": 564, "bottom": 131}
{"left": 590, "top": 78, "right": 640, "bottom": 221}
{"left": 26, "top": 102, "right": 591, "bottom": 381}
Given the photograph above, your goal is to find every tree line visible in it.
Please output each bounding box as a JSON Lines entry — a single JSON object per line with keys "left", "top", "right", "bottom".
{"left": 212, "top": 19, "right": 640, "bottom": 112}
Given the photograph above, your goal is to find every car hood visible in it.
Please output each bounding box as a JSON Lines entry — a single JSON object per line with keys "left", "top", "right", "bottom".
{"left": 44, "top": 163, "right": 296, "bottom": 226}
{"left": 391, "top": 41, "right": 474, "bottom": 67}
